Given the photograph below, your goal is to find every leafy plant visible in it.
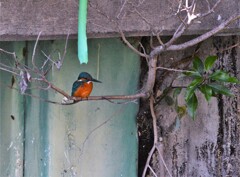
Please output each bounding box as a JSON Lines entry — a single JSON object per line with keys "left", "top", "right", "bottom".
{"left": 182, "top": 56, "right": 239, "bottom": 119}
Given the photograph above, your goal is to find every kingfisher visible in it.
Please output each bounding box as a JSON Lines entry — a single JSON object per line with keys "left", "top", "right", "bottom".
{"left": 71, "top": 72, "right": 101, "bottom": 99}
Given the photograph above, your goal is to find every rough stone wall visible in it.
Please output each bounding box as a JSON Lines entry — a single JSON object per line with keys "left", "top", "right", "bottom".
{"left": 0, "top": 0, "right": 239, "bottom": 40}
{"left": 142, "top": 36, "right": 240, "bottom": 177}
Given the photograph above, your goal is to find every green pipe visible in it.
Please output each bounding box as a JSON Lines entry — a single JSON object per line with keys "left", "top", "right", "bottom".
{"left": 78, "top": 0, "right": 88, "bottom": 64}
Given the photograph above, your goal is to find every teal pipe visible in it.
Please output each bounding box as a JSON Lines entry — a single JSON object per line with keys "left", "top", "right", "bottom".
{"left": 78, "top": 0, "right": 88, "bottom": 64}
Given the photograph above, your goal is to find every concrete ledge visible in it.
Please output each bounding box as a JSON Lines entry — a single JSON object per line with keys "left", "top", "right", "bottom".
{"left": 0, "top": 0, "right": 239, "bottom": 41}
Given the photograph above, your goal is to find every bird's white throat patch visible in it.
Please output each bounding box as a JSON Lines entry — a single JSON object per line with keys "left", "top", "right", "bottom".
{"left": 77, "top": 79, "right": 92, "bottom": 84}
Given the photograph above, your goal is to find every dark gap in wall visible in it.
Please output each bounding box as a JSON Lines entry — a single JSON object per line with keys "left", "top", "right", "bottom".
{"left": 22, "top": 41, "right": 28, "bottom": 177}
{"left": 137, "top": 37, "right": 154, "bottom": 177}
{"left": 212, "top": 37, "right": 225, "bottom": 177}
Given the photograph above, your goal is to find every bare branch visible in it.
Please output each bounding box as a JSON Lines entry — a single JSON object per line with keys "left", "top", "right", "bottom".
{"left": 79, "top": 115, "right": 113, "bottom": 157}
{"left": 0, "top": 66, "right": 19, "bottom": 76}
{"left": 72, "top": 92, "right": 147, "bottom": 102}
{"left": 0, "top": 63, "right": 20, "bottom": 73}
{"left": 157, "top": 66, "right": 193, "bottom": 73}
{"left": 142, "top": 146, "right": 156, "bottom": 177}
{"left": 150, "top": 13, "right": 240, "bottom": 57}
{"left": 150, "top": 96, "right": 158, "bottom": 144}
{"left": 144, "top": 55, "right": 158, "bottom": 94}
{"left": 117, "top": 0, "right": 128, "bottom": 19}
{"left": 139, "top": 42, "right": 148, "bottom": 58}
{"left": 0, "top": 82, "right": 63, "bottom": 105}
{"left": 163, "top": 15, "right": 189, "bottom": 50}
{"left": 156, "top": 32, "right": 164, "bottom": 46}
{"left": 47, "top": 81, "right": 71, "bottom": 99}
{"left": 219, "top": 41, "right": 240, "bottom": 53}
{"left": 156, "top": 145, "right": 173, "bottom": 177}
{"left": 0, "top": 48, "right": 17, "bottom": 58}
{"left": 142, "top": 96, "right": 161, "bottom": 177}
{"left": 32, "top": 31, "right": 42, "bottom": 71}
{"left": 172, "top": 0, "right": 200, "bottom": 44}
{"left": 23, "top": 92, "right": 63, "bottom": 105}
{"left": 59, "top": 31, "right": 70, "bottom": 65}
{"left": 176, "top": 0, "right": 183, "bottom": 14}
{"left": 184, "top": 0, "right": 200, "bottom": 24}
{"left": 150, "top": 35, "right": 155, "bottom": 49}
{"left": 167, "top": 14, "right": 240, "bottom": 51}
{"left": 201, "top": 0, "right": 222, "bottom": 17}
{"left": 148, "top": 165, "right": 158, "bottom": 177}
{"left": 141, "top": 95, "right": 174, "bottom": 177}
{"left": 41, "top": 51, "right": 53, "bottom": 68}
{"left": 165, "top": 0, "right": 222, "bottom": 50}
{"left": 119, "top": 28, "right": 149, "bottom": 58}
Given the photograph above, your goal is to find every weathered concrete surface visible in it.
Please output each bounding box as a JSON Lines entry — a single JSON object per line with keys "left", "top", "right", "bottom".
{"left": 149, "top": 36, "right": 240, "bottom": 177}
{"left": 0, "top": 0, "right": 239, "bottom": 40}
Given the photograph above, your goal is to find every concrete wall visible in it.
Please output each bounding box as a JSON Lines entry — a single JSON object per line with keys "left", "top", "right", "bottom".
{"left": 148, "top": 36, "right": 240, "bottom": 176}
{"left": 0, "top": 0, "right": 239, "bottom": 40}
{"left": 0, "top": 38, "right": 140, "bottom": 177}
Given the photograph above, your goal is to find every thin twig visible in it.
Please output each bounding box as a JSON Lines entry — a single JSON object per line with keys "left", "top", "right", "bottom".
{"left": 167, "top": 14, "right": 240, "bottom": 51}
{"left": 97, "top": 43, "right": 100, "bottom": 80}
{"left": 142, "top": 146, "right": 156, "bottom": 177}
{"left": 142, "top": 96, "right": 172, "bottom": 177}
{"left": 219, "top": 42, "right": 240, "bottom": 53}
{"left": 150, "top": 35, "right": 155, "bottom": 49}
{"left": 0, "top": 62, "right": 20, "bottom": 72}
{"left": 79, "top": 116, "right": 113, "bottom": 158}
{"left": 156, "top": 33, "right": 164, "bottom": 46}
{"left": 0, "top": 66, "right": 20, "bottom": 76}
{"left": 41, "top": 51, "right": 55, "bottom": 64}
{"left": 156, "top": 146, "right": 173, "bottom": 177}
{"left": 40, "top": 51, "right": 51, "bottom": 70}
{"left": 79, "top": 106, "right": 125, "bottom": 162}
{"left": 176, "top": 13, "right": 188, "bottom": 28}
{"left": 142, "top": 96, "right": 160, "bottom": 177}
{"left": 150, "top": 96, "right": 166, "bottom": 177}
{"left": 32, "top": 31, "right": 42, "bottom": 71}
{"left": 150, "top": 96, "right": 158, "bottom": 144}
{"left": 201, "top": 0, "right": 222, "bottom": 17}
{"left": 73, "top": 92, "right": 147, "bottom": 102}
{"left": 150, "top": 13, "right": 240, "bottom": 57}
{"left": 156, "top": 66, "right": 193, "bottom": 73}
{"left": 0, "top": 48, "right": 16, "bottom": 58}
{"left": 0, "top": 82, "right": 63, "bottom": 105}
{"left": 117, "top": 0, "right": 128, "bottom": 19}
{"left": 148, "top": 165, "right": 158, "bottom": 177}
{"left": 119, "top": 28, "right": 149, "bottom": 58}
{"left": 60, "top": 31, "right": 70, "bottom": 64}
{"left": 139, "top": 42, "right": 148, "bottom": 57}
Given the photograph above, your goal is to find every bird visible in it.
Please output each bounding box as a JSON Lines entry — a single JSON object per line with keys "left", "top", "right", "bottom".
{"left": 71, "top": 72, "right": 101, "bottom": 98}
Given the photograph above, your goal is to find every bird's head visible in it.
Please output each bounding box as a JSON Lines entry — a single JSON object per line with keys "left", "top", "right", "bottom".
{"left": 77, "top": 72, "right": 101, "bottom": 83}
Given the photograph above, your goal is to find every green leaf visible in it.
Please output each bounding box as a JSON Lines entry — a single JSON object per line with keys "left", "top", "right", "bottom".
{"left": 209, "top": 70, "right": 239, "bottom": 83}
{"left": 185, "top": 78, "right": 204, "bottom": 102}
{"left": 193, "top": 56, "right": 204, "bottom": 74}
{"left": 183, "top": 71, "right": 202, "bottom": 78}
{"left": 208, "top": 83, "right": 234, "bottom": 96}
{"left": 186, "top": 93, "right": 198, "bottom": 119}
{"left": 204, "top": 56, "right": 218, "bottom": 71}
{"left": 173, "top": 88, "right": 182, "bottom": 98}
{"left": 199, "top": 84, "right": 212, "bottom": 102}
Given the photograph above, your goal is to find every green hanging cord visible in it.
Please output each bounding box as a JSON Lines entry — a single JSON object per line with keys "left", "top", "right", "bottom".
{"left": 78, "top": 0, "right": 88, "bottom": 64}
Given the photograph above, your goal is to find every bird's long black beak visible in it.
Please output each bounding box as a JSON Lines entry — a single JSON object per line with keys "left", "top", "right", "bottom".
{"left": 92, "top": 78, "right": 102, "bottom": 83}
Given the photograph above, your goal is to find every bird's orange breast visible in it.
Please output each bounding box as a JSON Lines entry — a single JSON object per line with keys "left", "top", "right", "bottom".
{"left": 73, "top": 82, "right": 93, "bottom": 98}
